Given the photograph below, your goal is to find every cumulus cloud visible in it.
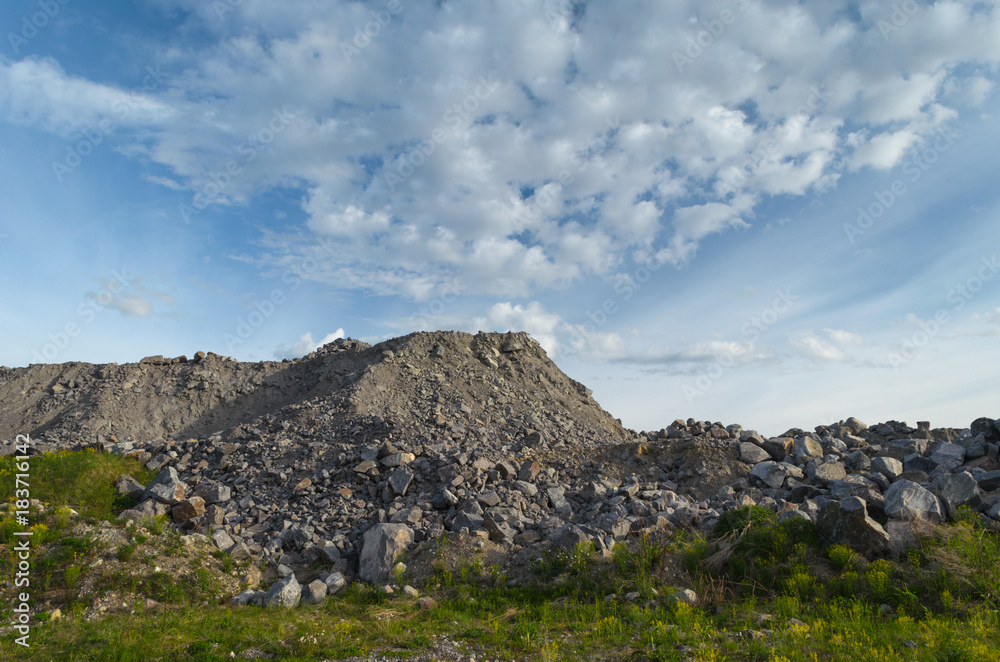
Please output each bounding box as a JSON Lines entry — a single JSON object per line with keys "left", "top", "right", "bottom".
{"left": 788, "top": 330, "right": 849, "bottom": 362}
{"left": 5, "top": 1, "right": 1000, "bottom": 298}
{"left": 474, "top": 301, "right": 626, "bottom": 360}
{"left": 275, "top": 329, "right": 346, "bottom": 359}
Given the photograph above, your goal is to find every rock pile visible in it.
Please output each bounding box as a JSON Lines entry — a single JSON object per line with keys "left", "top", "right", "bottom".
{"left": 2, "top": 331, "right": 999, "bottom": 604}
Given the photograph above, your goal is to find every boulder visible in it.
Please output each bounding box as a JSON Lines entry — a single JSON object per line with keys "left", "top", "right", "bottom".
{"left": 388, "top": 468, "right": 414, "bottom": 496}
{"left": 816, "top": 496, "right": 890, "bottom": 556}
{"left": 264, "top": 574, "right": 301, "bottom": 608}
{"left": 739, "top": 442, "right": 771, "bottom": 465}
{"left": 929, "top": 443, "right": 966, "bottom": 471}
{"left": 811, "top": 461, "right": 846, "bottom": 484}
{"left": 793, "top": 436, "right": 824, "bottom": 463}
{"left": 843, "top": 417, "right": 867, "bottom": 435}
{"left": 761, "top": 437, "right": 794, "bottom": 461}
{"left": 977, "top": 470, "right": 1000, "bottom": 492}
{"left": 116, "top": 474, "right": 146, "bottom": 501}
{"left": 933, "top": 471, "right": 982, "bottom": 519}
{"left": 750, "top": 461, "right": 802, "bottom": 489}
{"left": 211, "top": 529, "right": 235, "bottom": 551}
{"left": 142, "top": 467, "right": 188, "bottom": 505}
{"left": 324, "top": 572, "right": 347, "bottom": 594}
{"left": 359, "top": 524, "right": 414, "bottom": 584}
{"left": 303, "top": 579, "right": 328, "bottom": 604}
{"left": 192, "top": 482, "right": 231, "bottom": 504}
{"left": 546, "top": 487, "right": 573, "bottom": 517}
{"left": 171, "top": 497, "right": 205, "bottom": 523}
{"left": 884, "top": 480, "right": 944, "bottom": 522}
{"left": 871, "top": 457, "right": 904, "bottom": 481}
{"left": 844, "top": 450, "right": 871, "bottom": 473}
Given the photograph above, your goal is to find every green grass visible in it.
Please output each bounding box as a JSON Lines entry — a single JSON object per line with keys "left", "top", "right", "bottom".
{"left": 0, "top": 449, "right": 154, "bottom": 520}
{"left": 2, "top": 467, "right": 999, "bottom": 661}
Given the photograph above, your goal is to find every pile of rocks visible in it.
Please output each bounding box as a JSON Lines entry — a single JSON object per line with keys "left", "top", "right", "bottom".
{"left": 2, "top": 331, "right": 998, "bottom": 604}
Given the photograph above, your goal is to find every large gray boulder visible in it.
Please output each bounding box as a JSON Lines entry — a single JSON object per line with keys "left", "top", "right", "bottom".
{"left": 929, "top": 443, "right": 966, "bottom": 471}
{"left": 792, "top": 436, "right": 824, "bottom": 463}
{"left": 192, "top": 481, "right": 231, "bottom": 504}
{"left": 884, "top": 479, "right": 944, "bottom": 522}
{"left": 816, "top": 496, "right": 890, "bottom": 556}
{"left": 739, "top": 442, "right": 771, "bottom": 464}
{"left": 933, "top": 471, "right": 982, "bottom": 519}
{"left": 871, "top": 457, "right": 904, "bottom": 481}
{"left": 750, "top": 461, "right": 803, "bottom": 489}
{"left": 359, "top": 524, "right": 413, "bottom": 584}
{"left": 142, "top": 467, "right": 188, "bottom": 505}
{"left": 264, "top": 574, "right": 301, "bottom": 608}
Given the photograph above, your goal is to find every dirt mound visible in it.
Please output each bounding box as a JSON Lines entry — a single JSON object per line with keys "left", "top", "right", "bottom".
{"left": 0, "top": 331, "right": 627, "bottom": 449}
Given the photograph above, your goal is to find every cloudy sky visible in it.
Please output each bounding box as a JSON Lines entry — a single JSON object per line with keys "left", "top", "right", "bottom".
{"left": 1, "top": 0, "right": 998, "bottom": 435}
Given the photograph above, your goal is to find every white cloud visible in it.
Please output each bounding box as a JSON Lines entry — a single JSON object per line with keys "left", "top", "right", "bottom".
{"left": 824, "top": 328, "right": 865, "bottom": 346}
{"left": 473, "top": 301, "right": 625, "bottom": 360}
{"left": 275, "top": 329, "right": 346, "bottom": 359}
{"left": 788, "top": 331, "right": 847, "bottom": 362}
{"left": 6, "top": 1, "right": 1000, "bottom": 299}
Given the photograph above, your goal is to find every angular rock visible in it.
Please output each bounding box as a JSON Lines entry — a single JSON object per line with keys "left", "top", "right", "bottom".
{"left": 171, "top": 496, "right": 206, "bottom": 523}
{"left": 388, "top": 468, "right": 414, "bottom": 496}
{"left": 793, "top": 436, "right": 824, "bottom": 463}
{"left": 142, "top": 467, "right": 188, "bottom": 505}
{"left": 359, "top": 524, "right": 414, "bottom": 584}
{"left": 264, "top": 574, "right": 301, "bottom": 608}
{"left": 303, "top": 579, "right": 327, "bottom": 604}
{"left": 811, "top": 461, "right": 846, "bottom": 484}
{"left": 929, "top": 443, "right": 966, "bottom": 471}
{"left": 871, "top": 457, "right": 904, "bottom": 481}
{"left": 324, "top": 572, "right": 347, "bottom": 594}
{"left": 884, "top": 480, "right": 944, "bottom": 522}
{"left": 843, "top": 417, "right": 867, "bottom": 435}
{"left": 518, "top": 459, "right": 541, "bottom": 482}
{"left": 933, "top": 471, "right": 982, "bottom": 519}
{"left": 546, "top": 487, "right": 573, "bottom": 517}
{"left": 313, "top": 542, "right": 338, "bottom": 564}
{"left": 977, "top": 470, "right": 1000, "bottom": 492}
{"left": 739, "top": 442, "right": 771, "bottom": 465}
{"left": 483, "top": 512, "right": 516, "bottom": 543}
{"left": 816, "top": 496, "right": 890, "bottom": 556}
{"left": 750, "top": 461, "right": 802, "bottom": 489}
{"left": 211, "top": 528, "right": 235, "bottom": 551}
{"left": 451, "top": 511, "right": 484, "bottom": 531}
{"left": 193, "top": 481, "right": 231, "bottom": 504}
{"left": 116, "top": 474, "right": 146, "bottom": 501}
{"left": 761, "top": 437, "right": 794, "bottom": 461}
{"left": 845, "top": 450, "right": 871, "bottom": 473}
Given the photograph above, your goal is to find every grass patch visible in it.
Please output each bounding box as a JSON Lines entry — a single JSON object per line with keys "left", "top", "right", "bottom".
{"left": 0, "top": 449, "right": 154, "bottom": 519}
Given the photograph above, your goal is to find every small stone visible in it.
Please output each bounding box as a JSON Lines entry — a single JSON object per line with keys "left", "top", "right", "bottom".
{"left": 171, "top": 497, "right": 206, "bottom": 523}
{"left": 303, "top": 579, "right": 327, "bottom": 604}
{"left": 403, "top": 585, "right": 419, "bottom": 598}
{"left": 325, "top": 572, "right": 347, "bottom": 594}
{"left": 211, "top": 529, "right": 235, "bottom": 551}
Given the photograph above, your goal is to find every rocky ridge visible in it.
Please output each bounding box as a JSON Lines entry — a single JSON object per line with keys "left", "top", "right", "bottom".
{"left": 2, "top": 331, "right": 999, "bottom": 606}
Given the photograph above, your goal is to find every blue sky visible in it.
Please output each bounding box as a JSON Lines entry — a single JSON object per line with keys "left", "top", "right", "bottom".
{"left": 1, "top": 0, "right": 998, "bottom": 435}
